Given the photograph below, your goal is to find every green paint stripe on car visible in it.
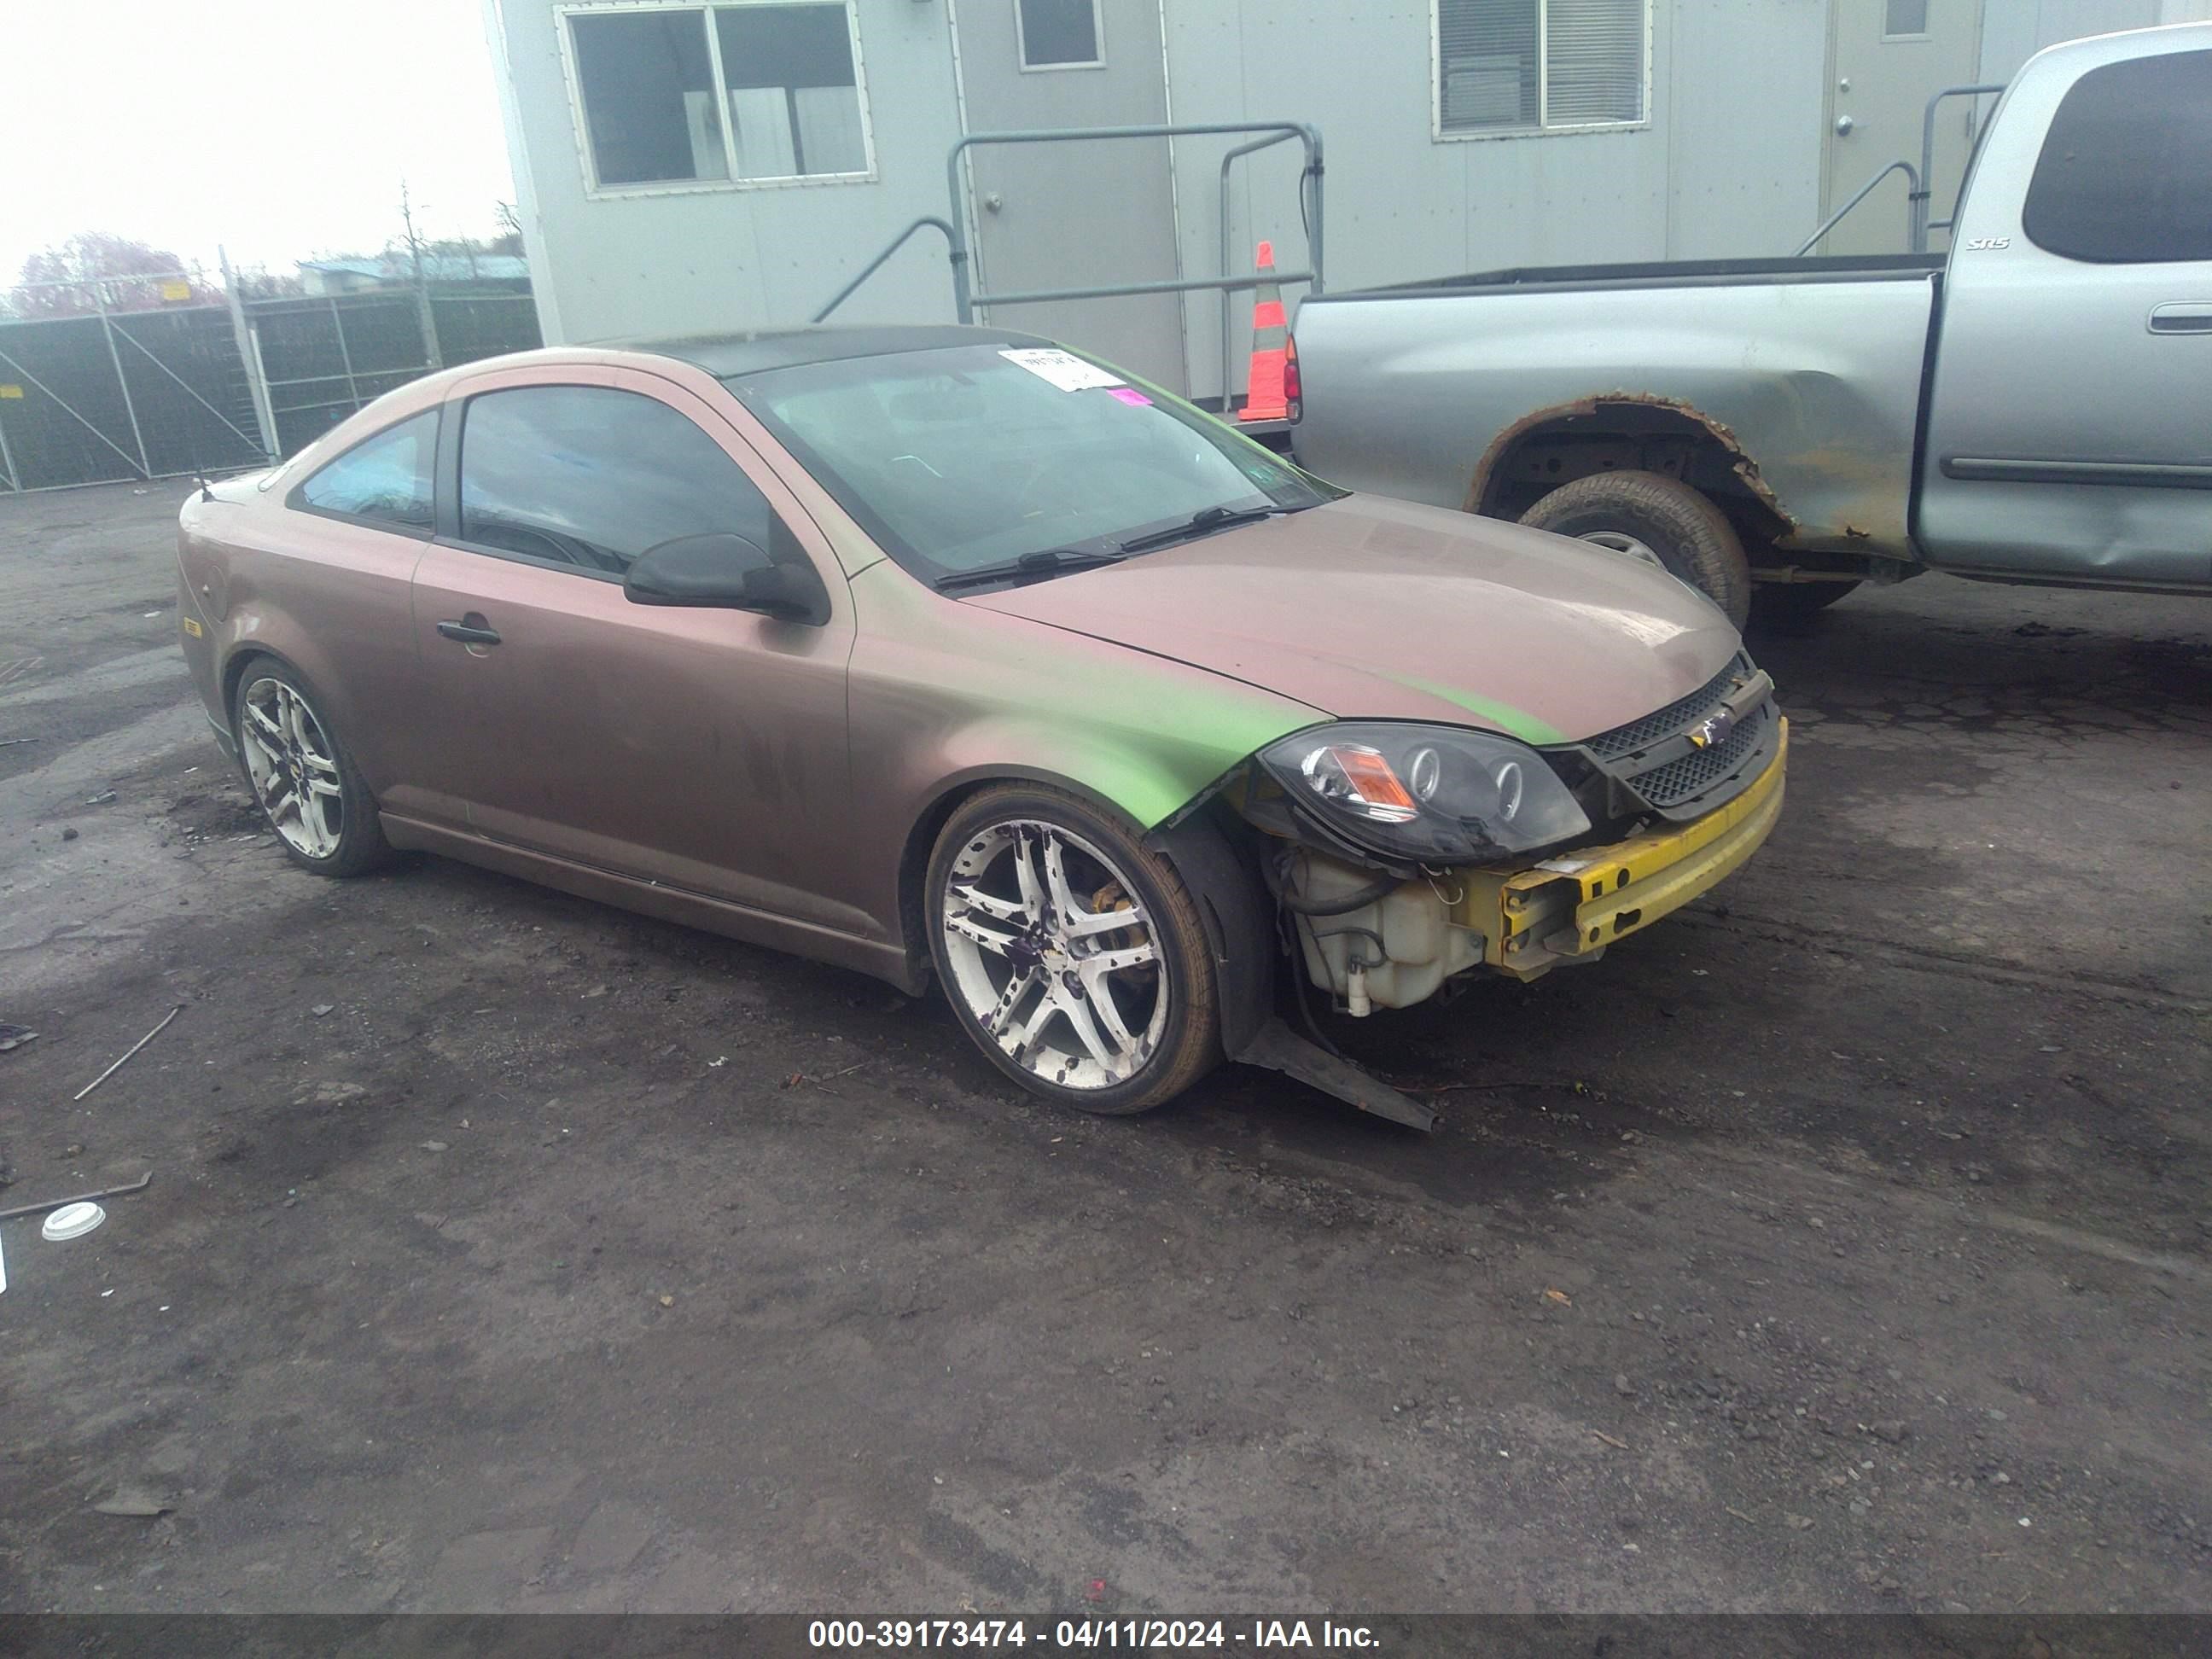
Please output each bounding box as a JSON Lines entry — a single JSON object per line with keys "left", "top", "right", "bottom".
{"left": 1377, "top": 673, "right": 1568, "bottom": 747}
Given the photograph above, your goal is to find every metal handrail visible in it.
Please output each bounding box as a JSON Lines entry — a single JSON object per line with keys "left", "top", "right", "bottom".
{"left": 1798, "top": 80, "right": 2008, "bottom": 259}
{"left": 969, "top": 268, "right": 1315, "bottom": 308}
{"left": 811, "top": 216, "right": 963, "bottom": 323}
{"left": 946, "top": 122, "right": 1324, "bottom": 323}
{"left": 1915, "top": 83, "right": 2006, "bottom": 250}
{"left": 1217, "top": 131, "right": 1310, "bottom": 410}
{"left": 812, "top": 124, "right": 1325, "bottom": 350}
{"left": 1796, "top": 159, "right": 1922, "bottom": 256}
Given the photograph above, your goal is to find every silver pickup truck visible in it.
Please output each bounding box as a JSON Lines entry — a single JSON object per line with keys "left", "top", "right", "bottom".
{"left": 1290, "top": 23, "right": 2212, "bottom": 629}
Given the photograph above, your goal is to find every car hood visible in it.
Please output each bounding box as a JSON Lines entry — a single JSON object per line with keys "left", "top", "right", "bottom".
{"left": 963, "top": 494, "right": 1743, "bottom": 745}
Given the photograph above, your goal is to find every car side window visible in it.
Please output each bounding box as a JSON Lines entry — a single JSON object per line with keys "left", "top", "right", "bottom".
{"left": 2022, "top": 49, "right": 2212, "bottom": 265}
{"left": 457, "top": 385, "right": 791, "bottom": 576}
{"left": 294, "top": 410, "right": 438, "bottom": 531}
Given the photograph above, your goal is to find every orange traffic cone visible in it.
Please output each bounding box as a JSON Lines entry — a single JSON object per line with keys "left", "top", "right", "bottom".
{"left": 1238, "top": 240, "right": 1290, "bottom": 422}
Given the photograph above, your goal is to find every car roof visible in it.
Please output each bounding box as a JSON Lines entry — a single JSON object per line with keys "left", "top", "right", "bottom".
{"left": 611, "top": 324, "right": 1057, "bottom": 381}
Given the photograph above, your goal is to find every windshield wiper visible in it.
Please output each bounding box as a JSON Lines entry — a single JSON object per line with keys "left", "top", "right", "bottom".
{"left": 934, "top": 547, "right": 1127, "bottom": 593}
{"left": 1116, "top": 504, "right": 1280, "bottom": 556}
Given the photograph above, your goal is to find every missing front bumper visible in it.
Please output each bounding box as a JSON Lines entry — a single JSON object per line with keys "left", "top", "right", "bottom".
{"left": 1289, "top": 721, "right": 1788, "bottom": 1004}
{"left": 1476, "top": 719, "right": 1788, "bottom": 978}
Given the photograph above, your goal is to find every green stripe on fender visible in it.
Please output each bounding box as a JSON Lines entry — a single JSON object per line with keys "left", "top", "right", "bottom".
{"left": 1377, "top": 672, "right": 1568, "bottom": 747}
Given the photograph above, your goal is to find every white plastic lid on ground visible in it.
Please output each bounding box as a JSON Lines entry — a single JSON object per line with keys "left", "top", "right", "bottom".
{"left": 41, "top": 1202, "right": 105, "bottom": 1241}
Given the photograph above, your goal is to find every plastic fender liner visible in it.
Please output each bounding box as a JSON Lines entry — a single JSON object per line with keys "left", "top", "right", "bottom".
{"left": 1146, "top": 806, "right": 1439, "bottom": 1132}
{"left": 1141, "top": 809, "right": 1274, "bottom": 1061}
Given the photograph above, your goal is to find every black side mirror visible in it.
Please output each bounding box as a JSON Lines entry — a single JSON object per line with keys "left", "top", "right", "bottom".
{"left": 624, "top": 533, "right": 832, "bottom": 626}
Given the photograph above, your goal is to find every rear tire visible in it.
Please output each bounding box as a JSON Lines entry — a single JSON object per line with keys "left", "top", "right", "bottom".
{"left": 926, "top": 784, "right": 1221, "bottom": 1115}
{"left": 1749, "top": 579, "right": 1860, "bottom": 632}
{"left": 1520, "top": 470, "right": 1753, "bottom": 629}
{"left": 230, "top": 658, "right": 391, "bottom": 877}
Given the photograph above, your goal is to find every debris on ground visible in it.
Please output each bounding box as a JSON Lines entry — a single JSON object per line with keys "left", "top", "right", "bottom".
{"left": 0, "top": 1023, "right": 37, "bottom": 1053}
{"left": 85, "top": 790, "right": 116, "bottom": 805}
{"left": 311, "top": 1004, "right": 335, "bottom": 1017}
{"left": 90, "top": 1490, "right": 173, "bottom": 1518}
{"left": 780, "top": 1063, "right": 865, "bottom": 1094}
{"left": 72, "top": 1005, "right": 183, "bottom": 1100}
{"left": 40, "top": 1202, "right": 106, "bottom": 1241}
{"left": 0, "top": 1175, "right": 151, "bottom": 1224}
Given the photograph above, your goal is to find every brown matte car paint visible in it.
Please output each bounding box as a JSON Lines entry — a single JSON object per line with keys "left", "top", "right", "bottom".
{"left": 968, "top": 494, "right": 1740, "bottom": 743}
{"left": 178, "top": 337, "right": 1747, "bottom": 1000}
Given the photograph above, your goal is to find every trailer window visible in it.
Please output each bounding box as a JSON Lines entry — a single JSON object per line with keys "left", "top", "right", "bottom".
{"left": 565, "top": 3, "right": 872, "bottom": 191}
{"left": 1883, "top": 1, "right": 1929, "bottom": 38}
{"left": 1018, "top": 0, "right": 1103, "bottom": 71}
{"left": 1435, "top": 0, "right": 1647, "bottom": 137}
{"left": 2023, "top": 49, "right": 2212, "bottom": 265}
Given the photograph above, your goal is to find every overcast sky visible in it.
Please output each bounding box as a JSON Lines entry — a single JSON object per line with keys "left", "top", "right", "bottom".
{"left": 0, "top": 0, "right": 519, "bottom": 283}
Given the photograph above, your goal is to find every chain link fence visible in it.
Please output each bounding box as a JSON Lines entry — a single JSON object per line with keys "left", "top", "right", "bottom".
{"left": 0, "top": 270, "right": 542, "bottom": 492}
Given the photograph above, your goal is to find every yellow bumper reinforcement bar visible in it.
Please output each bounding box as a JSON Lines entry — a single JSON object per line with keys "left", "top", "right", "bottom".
{"left": 1456, "top": 720, "right": 1789, "bottom": 979}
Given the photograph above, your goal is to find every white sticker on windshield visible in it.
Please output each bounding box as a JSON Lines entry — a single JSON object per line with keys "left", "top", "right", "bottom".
{"left": 999, "top": 348, "right": 1124, "bottom": 391}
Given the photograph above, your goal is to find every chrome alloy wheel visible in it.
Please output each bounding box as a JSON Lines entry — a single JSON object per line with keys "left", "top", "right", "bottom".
{"left": 239, "top": 676, "right": 344, "bottom": 859}
{"left": 938, "top": 819, "right": 1167, "bottom": 1091}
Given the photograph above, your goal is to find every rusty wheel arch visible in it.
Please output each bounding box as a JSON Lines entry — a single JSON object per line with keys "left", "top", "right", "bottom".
{"left": 1465, "top": 393, "right": 1797, "bottom": 544}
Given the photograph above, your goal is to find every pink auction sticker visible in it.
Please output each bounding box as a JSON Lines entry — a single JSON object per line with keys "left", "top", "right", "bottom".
{"left": 1106, "top": 386, "right": 1153, "bottom": 406}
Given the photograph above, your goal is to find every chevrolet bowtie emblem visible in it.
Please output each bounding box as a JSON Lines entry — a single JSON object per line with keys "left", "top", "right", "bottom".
{"left": 1689, "top": 709, "right": 1736, "bottom": 749}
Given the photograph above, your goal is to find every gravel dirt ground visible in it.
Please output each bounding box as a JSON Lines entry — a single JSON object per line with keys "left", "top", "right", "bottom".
{"left": 0, "top": 480, "right": 2206, "bottom": 1615}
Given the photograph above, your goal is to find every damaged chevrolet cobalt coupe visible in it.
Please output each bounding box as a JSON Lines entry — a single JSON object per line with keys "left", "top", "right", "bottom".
{"left": 178, "top": 326, "right": 1785, "bottom": 1127}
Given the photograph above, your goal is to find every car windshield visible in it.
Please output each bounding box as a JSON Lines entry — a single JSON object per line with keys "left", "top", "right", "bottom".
{"left": 725, "top": 344, "right": 1343, "bottom": 586}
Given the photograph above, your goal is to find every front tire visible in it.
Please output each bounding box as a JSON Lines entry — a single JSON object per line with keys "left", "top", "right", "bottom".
{"left": 230, "top": 659, "right": 391, "bottom": 876}
{"left": 1521, "top": 470, "right": 1753, "bottom": 629}
{"left": 926, "top": 785, "right": 1221, "bottom": 1115}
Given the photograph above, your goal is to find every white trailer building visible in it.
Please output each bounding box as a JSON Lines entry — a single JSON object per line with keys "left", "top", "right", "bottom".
{"left": 483, "top": 0, "right": 2211, "bottom": 404}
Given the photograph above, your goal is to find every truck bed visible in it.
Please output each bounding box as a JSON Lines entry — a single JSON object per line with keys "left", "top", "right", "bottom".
{"left": 1344, "top": 252, "right": 1946, "bottom": 299}
{"left": 1291, "top": 256, "right": 1943, "bottom": 560}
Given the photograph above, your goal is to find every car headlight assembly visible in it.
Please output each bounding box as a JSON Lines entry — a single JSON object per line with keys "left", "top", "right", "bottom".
{"left": 1259, "top": 723, "right": 1591, "bottom": 864}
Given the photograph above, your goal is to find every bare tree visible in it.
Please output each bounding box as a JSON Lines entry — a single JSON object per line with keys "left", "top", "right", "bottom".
{"left": 394, "top": 180, "right": 430, "bottom": 288}
{"left": 11, "top": 234, "right": 197, "bottom": 317}
{"left": 229, "top": 266, "right": 306, "bottom": 301}
{"left": 492, "top": 201, "right": 526, "bottom": 257}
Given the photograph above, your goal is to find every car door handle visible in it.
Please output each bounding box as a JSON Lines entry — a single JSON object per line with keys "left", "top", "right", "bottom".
{"left": 2149, "top": 303, "right": 2212, "bottom": 335}
{"left": 435, "top": 617, "right": 502, "bottom": 645}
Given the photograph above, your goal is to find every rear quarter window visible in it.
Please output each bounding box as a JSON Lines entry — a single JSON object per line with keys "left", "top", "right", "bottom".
{"left": 292, "top": 410, "right": 439, "bottom": 532}
{"left": 2022, "top": 49, "right": 2212, "bottom": 265}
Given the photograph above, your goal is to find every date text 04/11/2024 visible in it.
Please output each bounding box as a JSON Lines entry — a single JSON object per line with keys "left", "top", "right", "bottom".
{"left": 806, "top": 1620, "right": 1382, "bottom": 1650}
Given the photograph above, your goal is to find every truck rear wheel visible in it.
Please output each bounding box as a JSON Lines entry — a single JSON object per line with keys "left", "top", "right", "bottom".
{"left": 1520, "top": 471, "right": 1752, "bottom": 629}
